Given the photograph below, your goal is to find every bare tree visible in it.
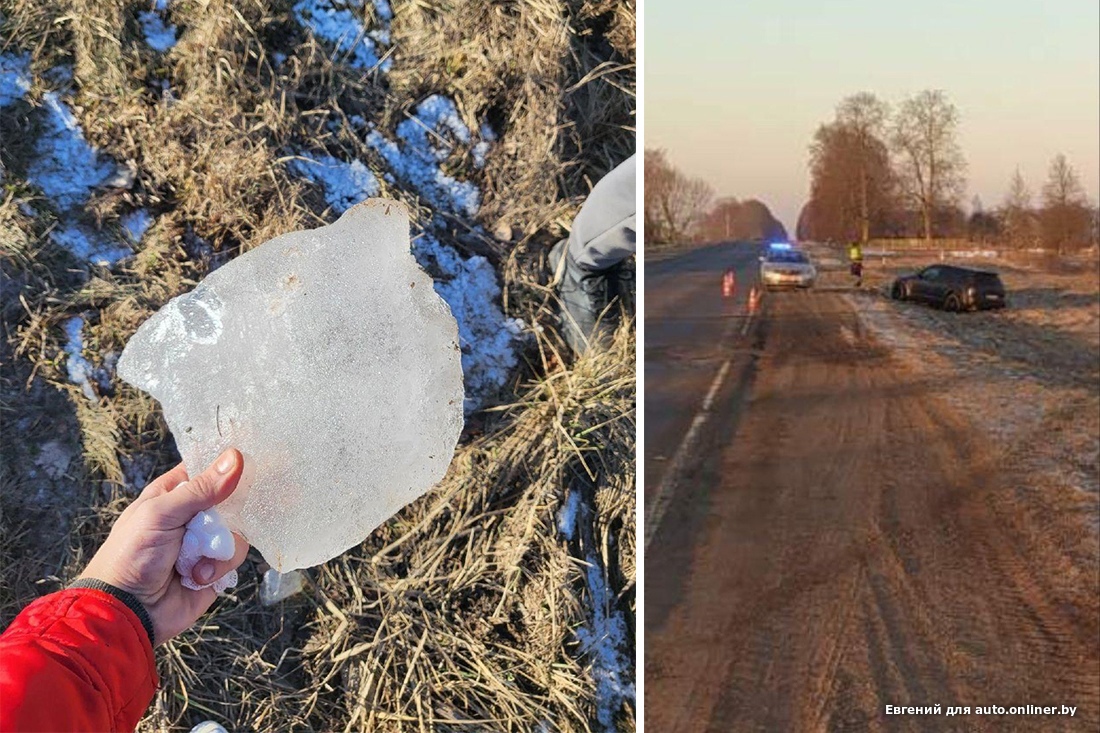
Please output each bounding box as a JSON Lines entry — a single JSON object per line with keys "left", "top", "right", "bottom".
{"left": 1040, "top": 153, "right": 1091, "bottom": 253}
{"left": 1001, "top": 168, "right": 1036, "bottom": 248}
{"left": 891, "top": 90, "right": 966, "bottom": 243}
{"left": 805, "top": 116, "right": 893, "bottom": 243}
{"left": 643, "top": 148, "right": 714, "bottom": 244}
{"left": 644, "top": 148, "right": 676, "bottom": 243}
{"left": 836, "top": 92, "right": 890, "bottom": 243}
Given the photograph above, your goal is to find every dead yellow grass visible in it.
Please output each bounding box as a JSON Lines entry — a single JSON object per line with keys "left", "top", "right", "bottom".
{"left": 0, "top": 0, "right": 635, "bottom": 729}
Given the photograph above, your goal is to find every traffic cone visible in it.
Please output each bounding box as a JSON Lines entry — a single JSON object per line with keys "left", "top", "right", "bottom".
{"left": 722, "top": 270, "right": 736, "bottom": 298}
{"left": 748, "top": 285, "right": 760, "bottom": 314}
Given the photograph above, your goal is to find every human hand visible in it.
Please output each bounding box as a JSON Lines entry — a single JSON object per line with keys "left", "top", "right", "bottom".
{"left": 80, "top": 449, "right": 250, "bottom": 646}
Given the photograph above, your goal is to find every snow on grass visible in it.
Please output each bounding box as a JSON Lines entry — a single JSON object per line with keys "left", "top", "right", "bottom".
{"left": 121, "top": 209, "right": 154, "bottom": 243}
{"left": 366, "top": 95, "right": 483, "bottom": 217}
{"left": 62, "top": 316, "right": 112, "bottom": 402}
{"left": 290, "top": 155, "right": 380, "bottom": 213}
{"left": 292, "top": 0, "right": 392, "bottom": 71}
{"left": 139, "top": 10, "right": 178, "bottom": 52}
{"left": 577, "top": 551, "right": 635, "bottom": 731}
{"left": 0, "top": 52, "right": 31, "bottom": 107}
{"left": 51, "top": 223, "right": 132, "bottom": 266}
{"left": 28, "top": 92, "right": 113, "bottom": 210}
{"left": 414, "top": 234, "right": 523, "bottom": 409}
{"left": 557, "top": 489, "right": 582, "bottom": 540}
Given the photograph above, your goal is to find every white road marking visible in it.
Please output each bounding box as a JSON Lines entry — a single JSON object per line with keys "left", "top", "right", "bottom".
{"left": 644, "top": 309, "right": 755, "bottom": 550}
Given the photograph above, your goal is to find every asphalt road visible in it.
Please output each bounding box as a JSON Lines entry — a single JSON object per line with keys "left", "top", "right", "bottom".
{"left": 644, "top": 262, "right": 1099, "bottom": 731}
{"left": 643, "top": 241, "right": 762, "bottom": 539}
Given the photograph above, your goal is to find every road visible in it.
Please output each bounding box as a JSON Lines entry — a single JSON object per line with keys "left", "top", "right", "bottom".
{"left": 644, "top": 249, "right": 1100, "bottom": 732}
{"left": 643, "top": 241, "right": 762, "bottom": 544}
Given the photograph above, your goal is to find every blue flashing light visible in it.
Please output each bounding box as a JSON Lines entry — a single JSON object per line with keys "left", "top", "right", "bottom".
{"left": 768, "top": 242, "right": 792, "bottom": 250}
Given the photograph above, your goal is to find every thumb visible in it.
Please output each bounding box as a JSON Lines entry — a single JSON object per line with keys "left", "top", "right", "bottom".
{"left": 151, "top": 449, "right": 243, "bottom": 528}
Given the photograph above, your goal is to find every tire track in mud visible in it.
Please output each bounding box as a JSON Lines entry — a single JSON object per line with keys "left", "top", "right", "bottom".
{"left": 644, "top": 290, "right": 1099, "bottom": 733}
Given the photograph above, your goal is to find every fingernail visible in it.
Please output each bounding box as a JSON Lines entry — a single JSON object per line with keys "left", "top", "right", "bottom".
{"left": 195, "top": 561, "right": 215, "bottom": 584}
{"left": 215, "top": 451, "right": 235, "bottom": 474}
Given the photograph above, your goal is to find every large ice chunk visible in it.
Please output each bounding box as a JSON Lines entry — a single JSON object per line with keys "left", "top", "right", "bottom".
{"left": 117, "top": 200, "right": 464, "bottom": 571}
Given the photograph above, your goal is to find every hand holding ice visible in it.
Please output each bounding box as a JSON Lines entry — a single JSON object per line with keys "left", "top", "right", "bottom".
{"left": 118, "top": 199, "right": 465, "bottom": 571}
{"left": 177, "top": 509, "right": 238, "bottom": 592}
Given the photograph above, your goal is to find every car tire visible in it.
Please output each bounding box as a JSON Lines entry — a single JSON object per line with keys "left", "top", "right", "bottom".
{"left": 891, "top": 282, "right": 904, "bottom": 300}
{"left": 943, "top": 293, "right": 961, "bottom": 312}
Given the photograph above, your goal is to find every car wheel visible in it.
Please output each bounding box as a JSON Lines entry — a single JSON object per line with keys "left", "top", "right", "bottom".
{"left": 943, "top": 293, "right": 961, "bottom": 312}
{"left": 891, "top": 282, "right": 904, "bottom": 300}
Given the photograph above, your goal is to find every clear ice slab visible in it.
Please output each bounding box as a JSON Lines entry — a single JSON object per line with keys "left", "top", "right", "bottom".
{"left": 118, "top": 200, "right": 464, "bottom": 571}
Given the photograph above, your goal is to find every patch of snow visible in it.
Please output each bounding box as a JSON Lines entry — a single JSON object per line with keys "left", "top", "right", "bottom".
{"left": 413, "top": 234, "right": 522, "bottom": 409}
{"left": 35, "top": 440, "right": 74, "bottom": 479}
{"left": 557, "top": 489, "right": 582, "bottom": 540}
{"left": 472, "top": 141, "right": 490, "bottom": 169}
{"left": 292, "top": 0, "right": 391, "bottom": 71}
{"left": 28, "top": 92, "right": 113, "bottom": 210}
{"left": 290, "top": 155, "right": 380, "bottom": 214}
{"left": 576, "top": 551, "right": 635, "bottom": 730}
{"left": 371, "top": 0, "right": 393, "bottom": 22}
{"left": 479, "top": 123, "right": 497, "bottom": 142}
{"left": 122, "top": 451, "right": 156, "bottom": 491}
{"left": 62, "top": 316, "right": 112, "bottom": 401}
{"left": 121, "top": 209, "right": 154, "bottom": 243}
{"left": 139, "top": 11, "right": 177, "bottom": 52}
{"left": 366, "top": 95, "right": 483, "bottom": 217}
{"left": 51, "top": 223, "right": 132, "bottom": 266}
{"left": 0, "top": 53, "right": 31, "bottom": 107}
{"left": 949, "top": 249, "right": 999, "bottom": 259}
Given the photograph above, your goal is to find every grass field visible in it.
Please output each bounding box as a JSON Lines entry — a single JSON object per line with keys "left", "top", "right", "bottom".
{"left": 1, "top": 0, "right": 636, "bottom": 730}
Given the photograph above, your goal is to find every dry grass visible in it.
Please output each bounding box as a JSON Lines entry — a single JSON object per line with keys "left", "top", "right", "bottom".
{"left": 1, "top": 0, "right": 635, "bottom": 729}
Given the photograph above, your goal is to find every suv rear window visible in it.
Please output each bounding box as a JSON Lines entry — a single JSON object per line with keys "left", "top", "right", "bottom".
{"left": 972, "top": 272, "right": 1003, "bottom": 288}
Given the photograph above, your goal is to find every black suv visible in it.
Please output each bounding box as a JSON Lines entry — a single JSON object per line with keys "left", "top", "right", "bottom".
{"left": 890, "top": 265, "right": 1006, "bottom": 311}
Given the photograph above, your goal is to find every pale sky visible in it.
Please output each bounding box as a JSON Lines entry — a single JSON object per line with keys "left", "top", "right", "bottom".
{"left": 645, "top": 0, "right": 1100, "bottom": 234}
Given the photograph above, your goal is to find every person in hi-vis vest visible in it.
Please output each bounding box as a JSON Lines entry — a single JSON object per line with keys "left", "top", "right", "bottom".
{"left": 848, "top": 242, "right": 864, "bottom": 288}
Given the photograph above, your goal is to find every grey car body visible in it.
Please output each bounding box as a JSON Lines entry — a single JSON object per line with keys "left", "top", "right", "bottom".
{"left": 759, "top": 247, "right": 816, "bottom": 289}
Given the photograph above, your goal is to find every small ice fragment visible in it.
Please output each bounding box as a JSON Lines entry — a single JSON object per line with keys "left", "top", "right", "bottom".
{"left": 176, "top": 507, "right": 238, "bottom": 592}
{"left": 189, "top": 722, "right": 228, "bottom": 733}
{"left": 260, "top": 568, "right": 304, "bottom": 604}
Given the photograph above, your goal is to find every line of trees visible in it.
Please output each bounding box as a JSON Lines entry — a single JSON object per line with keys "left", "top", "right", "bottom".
{"left": 798, "top": 91, "right": 1098, "bottom": 252}
{"left": 644, "top": 149, "right": 788, "bottom": 245}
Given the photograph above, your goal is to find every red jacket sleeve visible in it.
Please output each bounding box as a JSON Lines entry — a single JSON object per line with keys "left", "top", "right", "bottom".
{"left": 0, "top": 588, "right": 158, "bottom": 733}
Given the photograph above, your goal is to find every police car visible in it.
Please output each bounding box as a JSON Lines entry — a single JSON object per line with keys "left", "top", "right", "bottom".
{"left": 759, "top": 243, "right": 817, "bottom": 290}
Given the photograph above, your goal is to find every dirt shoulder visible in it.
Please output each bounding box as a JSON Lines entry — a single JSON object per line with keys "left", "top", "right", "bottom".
{"left": 645, "top": 290, "right": 1099, "bottom": 732}
{"left": 828, "top": 247, "right": 1099, "bottom": 529}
